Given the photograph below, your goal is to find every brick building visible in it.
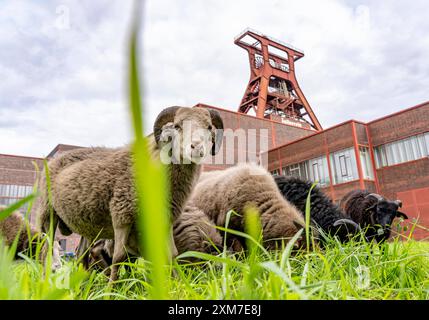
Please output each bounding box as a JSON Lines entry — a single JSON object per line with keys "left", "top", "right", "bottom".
{"left": 196, "top": 103, "right": 314, "bottom": 171}
{"left": 0, "top": 144, "right": 83, "bottom": 254}
{"left": 1, "top": 29, "right": 428, "bottom": 247}
{"left": 263, "top": 101, "right": 429, "bottom": 239}
{"left": 1, "top": 101, "right": 428, "bottom": 251}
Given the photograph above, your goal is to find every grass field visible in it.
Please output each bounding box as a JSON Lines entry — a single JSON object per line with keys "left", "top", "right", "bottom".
{"left": 1, "top": 3, "right": 428, "bottom": 301}
{"left": 1, "top": 236, "right": 429, "bottom": 300}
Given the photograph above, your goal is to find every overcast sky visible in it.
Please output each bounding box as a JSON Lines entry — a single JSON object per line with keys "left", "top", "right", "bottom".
{"left": 1, "top": 0, "right": 428, "bottom": 158}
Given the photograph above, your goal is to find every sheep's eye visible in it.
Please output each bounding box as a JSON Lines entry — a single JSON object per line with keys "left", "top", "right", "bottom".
{"left": 208, "top": 125, "right": 212, "bottom": 130}
{"left": 174, "top": 124, "right": 181, "bottom": 130}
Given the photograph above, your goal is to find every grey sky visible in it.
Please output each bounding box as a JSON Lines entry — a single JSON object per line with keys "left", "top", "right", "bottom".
{"left": 0, "top": 0, "right": 428, "bottom": 157}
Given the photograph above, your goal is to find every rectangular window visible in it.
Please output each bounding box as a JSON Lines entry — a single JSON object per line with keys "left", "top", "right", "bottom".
{"left": 0, "top": 184, "right": 33, "bottom": 198}
{"left": 374, "top": 132, "right": 429, "bottom": 168}
{"left": 308, "top": 156, "right": 330, "bottom": 186}
{"left": 282, "top": 162, "right": 308, "bottom": 180}
{"left": 329, "top": 148, "right": 358, "bottom": 184}
{"left": 271, "top": 169, "right": 280, "bottom": 176}
{"left": 339, "top": 155, "right": 348, "bottom": 176}
{"left": 359, "top": 146, "right": 374, "bottom": 180}
{"left": 282, "top": 156, "right": 330, "bottom": 186}
{"left": 312, "top": 163, "right": 320, "bottom": 181}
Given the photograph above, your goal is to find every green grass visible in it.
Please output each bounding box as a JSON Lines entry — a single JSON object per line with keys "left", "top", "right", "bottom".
{"left": 1, "top": 234, "right": 429, "bottom": 300}
{"left": 1, "top": 1, "right": 429, "bottom": 300}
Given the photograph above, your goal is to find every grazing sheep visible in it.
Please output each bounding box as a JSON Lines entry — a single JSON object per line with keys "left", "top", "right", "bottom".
{"left": 173, "top": 206, "right": 223, "bottom": 256}
{"left": 339, "top": 190, "right": 408, "bottom": 243}
{"left": 274, "top": 176, "right": 360, "bottom": 242}
{"left": 36, "top": 106, "right": 224, "bottom": 281}
{"left": 0, "top": 206, "right": 61, "bottom": 270}
{"left": 76, "top": 238, "right": 115, "bottom": 273}
{"left": 0, "top": 210, "right": 37, "bottom": 256}
{"left": 80, "top": 164, "right": 310, "bottom": 270}
{"left": 188, "top": 163, "right": 309, "bottom": 250}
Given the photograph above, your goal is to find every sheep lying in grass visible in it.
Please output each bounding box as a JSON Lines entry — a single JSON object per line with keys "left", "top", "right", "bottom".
{"left": 173, "top": 206, "right": 223, "bottom": 256}
{"left": 188, "top": 163, "right": 310, "bottom": 250}
{"left": 36, "top": 106, "right": 224, "bottom": 281}
{"left": 274, "top": 176, "right": 360, "bottom": 243}
{"left": 340, "top": 190, "right": 408, "bottom": 243}
{"left": 0, "top": 206, "right": 61, "bottom": 270}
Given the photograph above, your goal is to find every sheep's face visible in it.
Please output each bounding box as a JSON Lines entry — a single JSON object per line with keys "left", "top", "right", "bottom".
{"left": 372, "top": 200, "right": 408, "bottom": 231}
{"left": 261, "top": 214, "right": 308, "bottom": 251}
{"left": 157, "top": 108, "right": 223, "bottom": 164}
{"left": 175, "top": 109, "right": 213, "bottom": 164}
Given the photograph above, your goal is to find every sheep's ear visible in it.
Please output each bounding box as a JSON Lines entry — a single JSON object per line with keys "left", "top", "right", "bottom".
{"left": 365, "top": 203, "right": 377, "bottom": 212}
{"left": 153, "top": 106, "right": 181, "bottom": 145}
{"left": 395, "top": 200, "right": 403, "bottom": 208}
{"left": 208, "top": 109, "right": 224, "bottom": 155}
{"left": 396, "top": 211, "right": 409, "bottom": 220}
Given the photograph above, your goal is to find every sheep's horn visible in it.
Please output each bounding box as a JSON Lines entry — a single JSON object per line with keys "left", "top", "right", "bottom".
{"left": 333, "top": 219, "right": 361, "bottom": 232}
{"left": 395, "top": 200, "right": 403, "bottom": 208}
{"left": 208, "top": 109, "right": 224, "bottom": 155}
{"left": 153, "top": 106, "right": 181, "bottom": 145}
{"left": 365, "top": 193, "right": 384, "bottom": 202}
{"left": 293, "top": 220, "right": 305, "bottom": 230}
{"left": 396, "top": 211, "right": 409, "bottom": 219}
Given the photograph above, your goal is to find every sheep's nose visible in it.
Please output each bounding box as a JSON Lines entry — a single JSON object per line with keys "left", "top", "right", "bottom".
{"left": 191, "top": 142, "right": 205, "bottom": 157}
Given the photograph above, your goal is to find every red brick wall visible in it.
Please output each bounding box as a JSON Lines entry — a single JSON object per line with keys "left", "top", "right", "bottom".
{"left": 0, "top": 154, "right": 43, "bottom": 185}
{"left": 368, "top": 102, "right": 429, "bottom": 146}
{"left": 268, "top": 121, "right": 356, "bottom": 173}
{"left": 196, "top": 104, "right": 314, "bottom": 171}
{"left": 397, "top": 187, "right": 429, "bottom": 240}
{"left": 324, "top": 122, "right": 355, "bottom": 153}
{"left": 355, "top": 122, "right": 369, "bottom": 145}
{"left": 377, "top": 158, "right": 429, "bottom": 200}
{"left": 321, "top": 180, "right": 373, "bottom": 203}
{"left": 0, "top": 151, "right": 83, "bottom": 254}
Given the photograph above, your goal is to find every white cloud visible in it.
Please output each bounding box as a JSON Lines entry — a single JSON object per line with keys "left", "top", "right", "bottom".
{"left": 0, "top": 0, "right": 428, "bottom": 157}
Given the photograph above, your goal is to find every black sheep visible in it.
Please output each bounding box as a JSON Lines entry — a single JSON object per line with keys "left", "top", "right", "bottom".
{"left": 339, "top": 190, "right": 408, "bottom": 243}
{"left": 274, "top": 175, "right": 360, "bottom": 242}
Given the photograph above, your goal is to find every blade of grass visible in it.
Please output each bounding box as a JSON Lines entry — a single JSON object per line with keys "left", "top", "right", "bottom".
{"left": 305, "top": 182, "right": 318, "bottom": 253}
{"left": 0, "top": 194, "right": 37, "bottom": 221}
{"left": 128, "top": 0, "right": 169, "bottom": 300}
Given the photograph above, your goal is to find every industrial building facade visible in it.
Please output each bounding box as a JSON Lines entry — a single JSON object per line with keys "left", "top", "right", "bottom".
{"left": 264, "top": 101, "right": 429, "bottom": 239}
{"left": 2, "top": 101, "right": 426, "bottom": 249}
{"left": 0, "top": 145, "right": 83, "bottom": 253}
{"left": 1, "top": 29, "right": 428, "bottom": 250}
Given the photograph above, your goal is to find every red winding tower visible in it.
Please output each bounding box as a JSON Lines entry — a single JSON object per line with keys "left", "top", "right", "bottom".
{"left": 235, "top": 28, "right": 322, "bottom": 131}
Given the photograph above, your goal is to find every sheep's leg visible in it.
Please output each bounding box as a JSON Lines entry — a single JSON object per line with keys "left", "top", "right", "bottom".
{"left": 75, "top": 236, "right": 91, "bottom": 270}
{"left": 39, "top": 214, "right": 59, "bottom": 273}
{"left": 170, "top": 226, "right": 178, "bottom": 260}
{"left": 110, "top": 225, "right": 131, "bottom": 283}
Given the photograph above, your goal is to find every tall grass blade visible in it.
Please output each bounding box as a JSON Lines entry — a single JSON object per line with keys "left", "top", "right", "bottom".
{"left": 128, "top": 0, "right": 169, "bottom": 299}
{"left": 305, "top": 182, "right": 318, "bottom": 253}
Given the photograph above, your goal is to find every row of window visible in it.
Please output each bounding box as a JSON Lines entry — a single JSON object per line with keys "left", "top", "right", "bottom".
{"left": 0, "top": 184, "right": 34, "bottom": 214}
{"left": 272, "top": 132, "right": 429, "bottom": 186}
{"left": 374, "top": 132, "right": 429, "bottom": 168}
{"left": 275, "top": 147, "right": 373, "bottom": 187}
{"left": 0, "top": 184, "right": 33, "bottom": 199}
{"left": 0, "top": 197, "right": 30, "bottom": 213}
